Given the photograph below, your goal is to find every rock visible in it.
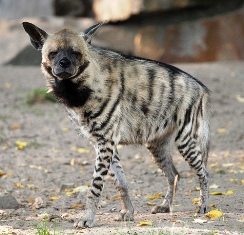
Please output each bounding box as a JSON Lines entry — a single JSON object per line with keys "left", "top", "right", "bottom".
{"left": 93, "top": 0, "right": 215, "bottom": 22}
{"left": 0, "top": 195, "right": 20, "bottom": 209}
{"left": 33, "top": 196, "right": 45, "bottom": 209}
{"left": 95, "top": 5, "right": 244, "bottom": 63}
{"left": 60, "top": 183, "right": 75, "bottom": 192}
{"left": 0, "top": 0, "right": 52, "bottom": 19}
{"left": 133, "top": 6, "right": 244, "bottom": 63}
{"left": 54, "top": 0, "right": 93, "bottom": 17}
{"left": 5, "top": 45, "right": 41, "bottom": 66}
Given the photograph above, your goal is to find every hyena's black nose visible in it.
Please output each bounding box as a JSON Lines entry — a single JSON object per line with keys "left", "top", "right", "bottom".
{"left": 59, "top": 57, "right": 71, "bottom": 68}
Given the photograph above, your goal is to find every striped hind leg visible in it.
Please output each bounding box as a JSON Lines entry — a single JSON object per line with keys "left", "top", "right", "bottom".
{"left": 176, "top": 134, "right": 209, "bottom": 214}
{"left": 109, "top": 150, "right": 134, "bottom": 221}
{"left": 146, "top": 134, "right": 179, "bottom": 214}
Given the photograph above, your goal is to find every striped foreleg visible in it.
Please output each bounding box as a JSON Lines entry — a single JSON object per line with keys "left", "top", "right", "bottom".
{"left": 74, "top": 140, "right": 113, "bottom": 228}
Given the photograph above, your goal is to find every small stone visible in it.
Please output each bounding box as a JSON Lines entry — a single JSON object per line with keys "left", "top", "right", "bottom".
{"left": 0, "top": 195, "right": 20, "bottom": 209}
{"left": 60, "top": 183, "right": 75, "bottom": 192}
{"left": 33, "top": 197, "right": 45, "bottom": 209}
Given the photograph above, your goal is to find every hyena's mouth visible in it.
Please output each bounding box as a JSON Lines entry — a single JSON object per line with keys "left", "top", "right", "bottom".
{"left": 68, "top": 61, "right": 90, "bottom": 80}
{"left": 56, "top": 71, "right": 73, "bottom": 80}
{"left": 43, "top": 62, "right": 89, "bottom": 80}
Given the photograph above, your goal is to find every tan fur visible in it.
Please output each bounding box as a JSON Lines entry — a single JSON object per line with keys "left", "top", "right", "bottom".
{"left": 23, "top": 22, "right": 210, "bottom": 228}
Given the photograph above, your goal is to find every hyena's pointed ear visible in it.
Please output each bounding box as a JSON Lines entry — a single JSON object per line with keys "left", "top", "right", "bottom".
{"left": 22, "top": 22, "right": 48, "bottom": 50}
{"left": 82, "top": 21, "right": 106, "bottom": 44}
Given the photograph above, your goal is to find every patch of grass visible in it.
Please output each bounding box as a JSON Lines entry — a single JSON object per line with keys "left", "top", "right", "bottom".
{"left": 35, "top": 220, "right": 51, "bottom": 235}
{"left": 28, "top": 141, "right": 45, "bottom": 149}
{"left": 26, "top": 88, "right": 56, "bottom": 105}
{"left": 35, "top": 219, "right": 74, "bottom": 235}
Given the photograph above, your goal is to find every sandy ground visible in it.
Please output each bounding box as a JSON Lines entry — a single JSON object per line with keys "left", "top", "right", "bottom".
{"left": 0, "top": 62, "right": 244, "bottom": 235}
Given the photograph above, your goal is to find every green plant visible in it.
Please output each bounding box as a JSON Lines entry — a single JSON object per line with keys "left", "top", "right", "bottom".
{"left": 35, "top": 220, "right": 51, "bottom": 235}
{"left": 35, "top": 219, "right": 75, "bottom": 235}
{"left": 26, "top": 88, "right": 56, "bottom": 105}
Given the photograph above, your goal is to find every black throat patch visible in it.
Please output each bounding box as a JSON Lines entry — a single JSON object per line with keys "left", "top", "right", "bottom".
{"left": 52, "top": 78, "right": 93, "bottom": 108}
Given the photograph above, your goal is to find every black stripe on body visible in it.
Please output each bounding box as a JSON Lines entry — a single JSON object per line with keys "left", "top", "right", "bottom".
{"left": 90, "top": 98, "right": 110, "bottom": 119}
{"left": 93, "top": 70, "right": 125, "bottom": 132}
{"left": 175, "top": 104, "right": 194, "bottom": 141}
{"left": 147, "top": 69, "right": 156, "bottom": 102}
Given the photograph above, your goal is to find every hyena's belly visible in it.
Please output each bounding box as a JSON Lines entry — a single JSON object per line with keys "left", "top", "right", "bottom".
{"left": 119, "top": 116, "right": 172, "bottom": 145}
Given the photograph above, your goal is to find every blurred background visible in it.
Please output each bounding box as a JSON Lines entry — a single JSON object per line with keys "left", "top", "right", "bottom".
{"left": 0, "top": 0, "right": 244, "bottom": 66}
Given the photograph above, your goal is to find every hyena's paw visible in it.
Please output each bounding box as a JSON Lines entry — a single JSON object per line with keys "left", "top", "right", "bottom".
{"left": 195, "top": 204, "right": 209, "bottom": 214}
{"left": 115, "top": 210, "right": 134, "bottom": 221}
{"left": 74, "top": 214, "right": 96, "bottom": 228}
{"left": 151, "top": 205, "right": 170, "bottom": 214}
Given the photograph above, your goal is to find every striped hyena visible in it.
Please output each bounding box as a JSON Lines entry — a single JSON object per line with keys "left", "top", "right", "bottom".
{"left": 22, "top": 22, "right": 211, "bottom": 228}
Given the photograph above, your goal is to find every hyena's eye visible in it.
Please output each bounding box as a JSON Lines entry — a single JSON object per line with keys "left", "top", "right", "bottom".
{"left": 72, "top": 51, "right": 82, "bottom": 59}
{"left": 49, "top": 51, "right": 58, "bottom": 60}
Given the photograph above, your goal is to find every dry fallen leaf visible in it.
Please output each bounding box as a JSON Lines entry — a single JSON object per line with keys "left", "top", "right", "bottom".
{"left": 205, "top": 209, "right": 223, "bottom": 219}
{"left": 117, "top": 144, "right": 124, "bottom": 149}
{"left": 12, "top": 123, "right": 19, "bottom": 130}
{"left": 136, "top": 221, "right": 152, "bottom": 226}
{"left": 193, "top": 218, "right": 207, "bottom": 224}
{"left": 29, "top": 165, "right": 42, "bottom": 170}
{"left": 240, "top": 165, "right": 244, "bottom": 170}
{"left": 210, "top": 190, "right": 233, "bottom": 196}
{"left": 146, "top": 201, "right": 156, "bottom": 206}
{"left": 210, "top": 191, "right": 225, "bottom": 196}
{"left": 223, "top": 163, "right": 234, "bottom": 167}
{"left": 27, "top": 184, "right": 36, "bottom": 189}
{"left": 4, "top": 173, "right": 14, "bottom": 178}
{"left": 15, "top": 141, "right": 27, "bottom": 150}
{"left": 229, "top": 178, "right": 238, "bottom": 183}
{"left": 5, "top": 83, "right": 11, "bottom": 89}
{"left": 72, "top": 185, "right": 89, "bottom": 193}
{"left": 14, "top": 182, "right": 24, "bottom": 189}
{"left": 217, "top": 128, "right": 226, "bottom": 134}
{"left": 225, "top": 190, "right": 233, "bottom": 195}
{"left": 49, "top": 196, "right": 60, "bottom": 201}
{"left": 192, "top": 198, "right": 200, "bottom": 204}
{"left": 70, "top": 158, "right": 75, "bottom": 166}
{"left": 236, "top": 95, "right": 244, "bottom": 103}
{"left": 242, "top": 180, "right": 244, "bottom": 184}
{"left": 0, "top": 225, "right": 14, "bottom": 234}
{"left": 65, "top": 189, "right": 73, "bottom": 197}
{"left": 0, "top": 170, "right": 6, "bottom": 177}
{"left": 71, "top": 147, "right": 90, "bottom": 154}
{"left": 209, "top": 184, "right": 219, "bottom": 189}
{"left": 112, "top": 195, "right": 121, "bottom": 200}
{"left": 61, "top": 213, "right": 69, "bottom": 218}
{"left": 147, "top": 193, "right": 163, "bottom": 200}
{"left": 170, "top": 219, "right": 182, "bottom": 223}
{"left": 62, "top": 127, "right": 70, "bottom": 132}
{"left": 210, "top": 162, "right": 218, "bottom": 168}
{"left": 28, "top": 197, "right": 35, "bottom": 203}
{"left": 71, "top": 203, "right": 83, "bottom": 209}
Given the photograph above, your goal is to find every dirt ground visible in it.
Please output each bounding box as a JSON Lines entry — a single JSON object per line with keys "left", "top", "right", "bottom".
{"left": 0, "top": 60, "right": 244, "bottom": 235}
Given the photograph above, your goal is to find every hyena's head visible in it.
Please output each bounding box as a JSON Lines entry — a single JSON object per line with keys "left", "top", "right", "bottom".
{"left": 22, "top": 22, "right": 104, "bottom": 80}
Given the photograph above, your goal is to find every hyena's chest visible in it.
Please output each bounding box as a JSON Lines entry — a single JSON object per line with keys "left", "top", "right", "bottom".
{"left": 66, "top": 108, "right": 92, "bottom": 139}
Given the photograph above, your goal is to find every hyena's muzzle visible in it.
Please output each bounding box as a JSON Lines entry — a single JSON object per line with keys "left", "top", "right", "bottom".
{"left": 50, "top": 48, "right": 82, "bottom": 80}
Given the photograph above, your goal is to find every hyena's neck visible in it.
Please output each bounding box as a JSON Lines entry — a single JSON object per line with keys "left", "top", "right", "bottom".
{"left": 51, "top": 78, "right": 93, "bottom": 108}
